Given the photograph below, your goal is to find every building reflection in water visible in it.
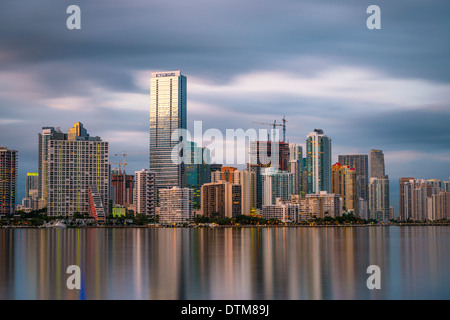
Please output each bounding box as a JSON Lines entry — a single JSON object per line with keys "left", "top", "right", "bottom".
{"left": 0, "top": 226, "right": 450, "bottom": 299}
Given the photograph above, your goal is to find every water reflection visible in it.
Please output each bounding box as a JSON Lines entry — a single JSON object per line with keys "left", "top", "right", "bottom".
{"left": 0, "top": 226, "right": 449, "bottom": 300}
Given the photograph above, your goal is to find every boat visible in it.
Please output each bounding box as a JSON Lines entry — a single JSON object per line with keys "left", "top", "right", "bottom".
{"left": 41, "top": 220, "right": 67, "bottom": 228}
{"left": 53, "top": 220, "right": 67, "bottom": 228}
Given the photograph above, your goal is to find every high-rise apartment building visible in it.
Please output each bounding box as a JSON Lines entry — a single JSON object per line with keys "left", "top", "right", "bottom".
{"left": 150, "top": 70, "right": 187, "bottom": 191}
{"left": 331, "top": 163, "right": 357, "bottom": 213}
{"left": 399, "top": 177, "right": 415, "bottom": 220}
{"left": 201, "top": 180, "right": 242, "bottom": 218}
{"left": 369, "top": 177, "right": 390, "bottom": 221}
{"left": 289, "top": 160, "right": 303, "bottom": 196}
{"left": 399, "top": 177, "right": 443, "bottom": 221}
{"left": 369, "top": 149, "right": 386, "bottom": 178}
{"left": 134, "top": 169, "right": 156, "bottom": 216}
{"left": 306, "top": 129, "right": 331, "bottom": 194}
{"left": 232, "top": 170, "right": 257, "bottom": 215}
{"left": 0, "top": 146, "right": 18, "bottom": 215}
{"left": 159, "top": 187, "right": 193, "bottom": 224}
{"left": 46, "top": 122, "right": 109, "bottom": 217}
{"left": 22, "top": 172, "right": 41, "bottom": 211}
{"left": 38, "top": 126, "right": 66, "bottom": 205}
{"left": 25, "top": 172, "right": 39, "bottom": 200}
{"left": 427, "top": 191, "right": 450, "bottom": 221}
{"left": 211, "top": 169, "right": 256, "bottom": 214}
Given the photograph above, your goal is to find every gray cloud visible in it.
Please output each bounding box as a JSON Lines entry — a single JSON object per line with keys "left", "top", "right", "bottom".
{"left": 0, "top": 0, "right": 449, "bottom": 213}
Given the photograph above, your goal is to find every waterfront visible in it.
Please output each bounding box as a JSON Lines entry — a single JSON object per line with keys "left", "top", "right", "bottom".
{"left": 0, "top": 226, "right": 449, "bottom": 300}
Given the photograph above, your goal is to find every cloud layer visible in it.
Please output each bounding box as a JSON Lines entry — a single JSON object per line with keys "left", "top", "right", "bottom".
{"left": 1, "top": 0, "right": 449, "bottom": 213}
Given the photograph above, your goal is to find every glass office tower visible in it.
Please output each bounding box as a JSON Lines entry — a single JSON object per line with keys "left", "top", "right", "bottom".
{"left": 150, "top": 70, "right": 187, "bottom": 191}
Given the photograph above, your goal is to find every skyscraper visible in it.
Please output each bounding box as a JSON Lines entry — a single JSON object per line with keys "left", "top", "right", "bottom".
{"left": 0, "top": 146, "right": 17, "bottom": 215}
{"left": 210, "top": 168, "right": 256, "bottom": 214}
{"left": 338, "top": 154, "right": 369, "bottom": 202}
{"left": 399, "top": 178, "right": 442, "bottom": 221}
{"left": 331, "top": 163, "right": 357, "bottom": 213}
{"left": 369, "top": 177, "right": 390, "bottom": 221}
{"left": 150, "top": 70, "right": 187, "bottom": 191}
{"left": 399, "top": 177, "right": 415, "bottom": 220}
{"left": 289, "top": 143, "right": 303, "bottom": 197}
{"left": 289, "top": 160, "right": 303, "bottom": 196}
{"left": 38, "top": 126, "right": 65, "bottom": 205}
{"left": 306, "top": 129, "right": 331, "bottom": 194}
{"left": 25, "top": 172, "right": 39, "bottom": 200}
{"left": 46, "top": 122, "right": 109, "bottom": 217}
{"left": 369, "top": 149, "right": 386, "bottom": 178}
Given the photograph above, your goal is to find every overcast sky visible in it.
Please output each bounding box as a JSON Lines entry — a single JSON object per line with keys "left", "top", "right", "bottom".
{"left": 1, "top": 0, "right": 449, "bottom": 214}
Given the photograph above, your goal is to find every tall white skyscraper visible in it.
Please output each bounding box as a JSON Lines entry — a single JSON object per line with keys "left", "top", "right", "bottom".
{"left": 150, "top": 70, "right": 187, "bottom": 191}
{"left": 306, "top": 129, "right": 332, "bottom": 194}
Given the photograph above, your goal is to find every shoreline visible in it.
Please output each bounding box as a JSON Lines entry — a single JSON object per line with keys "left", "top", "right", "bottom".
{"left": 2, "top": 223, "right": 450, "bottom": 229}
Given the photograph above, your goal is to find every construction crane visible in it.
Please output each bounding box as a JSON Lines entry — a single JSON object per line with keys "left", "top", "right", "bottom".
{"left": 112, "top": 151, "right": 148, "bottom": 174}
{"left": 110, "top": 161, "right": 125, "bottom": 174}
{"left": 111, "top": 151, "right": 148, "bottom": 211}
{"left": 252, "top": 117, "right": 287, "bottom": 142}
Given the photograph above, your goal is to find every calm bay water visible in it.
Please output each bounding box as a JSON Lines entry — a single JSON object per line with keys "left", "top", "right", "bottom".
{"left": 0, "top": 226, "right": 449, "bottom": 300}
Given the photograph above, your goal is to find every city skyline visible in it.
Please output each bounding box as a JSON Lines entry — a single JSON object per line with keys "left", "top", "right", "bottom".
{"left": 0, "top": 1, "right": 449, "bottom": 216}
